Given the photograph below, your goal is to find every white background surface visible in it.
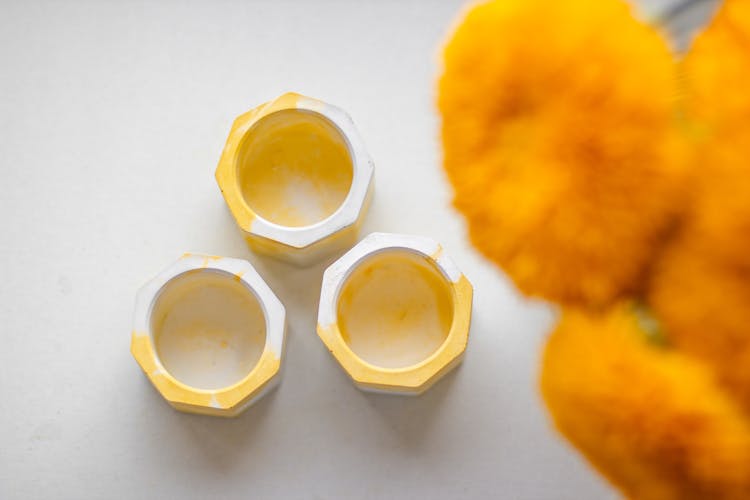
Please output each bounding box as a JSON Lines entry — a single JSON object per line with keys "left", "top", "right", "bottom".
{"left": 0, "top": 1, "right": 715, "bottom": 498}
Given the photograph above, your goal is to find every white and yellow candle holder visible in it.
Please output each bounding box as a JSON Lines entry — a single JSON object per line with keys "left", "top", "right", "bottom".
{"left": 215, "top": 92, "right": 374, "bottom": 265}
{"left": 130, "top": 253, "right": 286, "bottom": 417}
{"left": 317, "top": 233, "right": 473, "bottom": 395}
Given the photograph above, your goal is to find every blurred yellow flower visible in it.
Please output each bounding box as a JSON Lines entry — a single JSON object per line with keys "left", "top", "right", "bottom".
{"left": 438, "top": 0, "right": 685, "bottom": 307}
{"left": 541, "top": 305, "right": 750, "bottom": 499}
{"left": 682, "top": 0, "right": 750, "bottom": 141}
{"left": 439, "top": 0, "right": 750, "bottom": 496}
{"left": 649, "top": 0, "right": 750, "bottom": 413}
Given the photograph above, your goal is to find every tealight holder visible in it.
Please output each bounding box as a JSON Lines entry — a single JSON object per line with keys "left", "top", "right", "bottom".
{"left": 317, "top": 233, "right": 473, "bottom": 395}
{"left": 215, "top": 92, "right": 374, "bottom": 265}
{"left": 130, "top": 253, "right": 286, "bottom": 417}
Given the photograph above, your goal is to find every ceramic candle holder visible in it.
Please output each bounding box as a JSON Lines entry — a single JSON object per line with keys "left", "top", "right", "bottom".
{"left": 317, "top": 233, "right": 473, "bottom": 395}
{"left": 215, "top": 92, "right": 374, "bottom": 265}
{"left": 130, "top": 253, "right": 286, "bottom": 417}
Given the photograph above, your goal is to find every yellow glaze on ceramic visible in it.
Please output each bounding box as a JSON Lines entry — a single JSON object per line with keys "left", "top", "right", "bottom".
{"left": 150, "top": 270, "right": 267, "bottom": 390}
{"left": 215, "top": 93, "right": 304, "bottom": 230}
{"left": 131, "top": 334, "right": 280, "bottom": 417}
{"left": 130, "top": 254, "right": 286, "bottom": 417}
{"left": 237, "top": 109, "right": 353, "bottom": 227}
{"left": 215, "top": 92, "right": 374, "bottom": 265}
{"left": 337, "top": 252, "right": 454, "bottom": 369}
{"left": 318, "top": 276, "right": 471, "bottom": 394}
{"left": 243, "top": 181, "right": 372, "bottom": 264}
{"left": 317, "top": 234, "right": 472, "bottom": 395}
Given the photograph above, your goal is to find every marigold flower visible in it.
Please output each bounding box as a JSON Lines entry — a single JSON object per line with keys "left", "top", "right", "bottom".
{"left": 682, "top": 0, "right": 750, "bottom": 140}
{"left": 541, "top": 305, "right": 750, "bottom": 499}
{"left": 648, "top": 0, "right": 750, "bottom": 412}
{"left": 438, "top": 0, "right": 685, "bottom": 306}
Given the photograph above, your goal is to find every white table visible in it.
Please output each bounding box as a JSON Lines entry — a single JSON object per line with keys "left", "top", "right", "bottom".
{"left": 0, "top": 1, "right": 716, "bottom": 498}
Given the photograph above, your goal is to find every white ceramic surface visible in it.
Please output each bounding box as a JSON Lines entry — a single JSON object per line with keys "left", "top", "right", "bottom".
{"left": 215, "top": 93, "right": 374, "bottom": 265}
{"left": 131, "top": 254, "right": 286, "bottom": 416}
{"left": 317, "top": 232, "right": 473, "bottom": 395}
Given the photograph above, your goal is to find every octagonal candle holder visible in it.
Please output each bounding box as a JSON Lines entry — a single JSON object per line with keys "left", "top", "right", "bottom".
{"left": 215, "top": 92, "right": 374, "bottom": 265}
{"left": 130, "top": 253, "right": 286, "bottom": 417}
{"left": 317, "top": 233, "right": 473, "bottom": 395}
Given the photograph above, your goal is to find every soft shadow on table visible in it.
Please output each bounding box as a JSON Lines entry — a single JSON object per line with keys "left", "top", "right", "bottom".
{"left": 133, "top": 374, "right": 280, "bottom": 473}
{"left": 359, "top": 365, "right": 462, "bottom": 450}
{"left": 139, "top": 201, "right": 458, "bottom": 465}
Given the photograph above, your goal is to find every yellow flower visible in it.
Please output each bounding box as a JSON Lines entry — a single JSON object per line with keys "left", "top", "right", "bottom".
{"left": 541, "top": 305, "right": 750, "bottom": 499}
{"left": 682, "top": 0, "right": 750, "bottom": 141}
{"left": 438, "top": 0, "right": 750, "bottom": 495}
{"left": 438, "top": 0, "right": 685, "bottom": 307}
{"left": 649, "top": 0, "right": 750, "bottom": 412}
